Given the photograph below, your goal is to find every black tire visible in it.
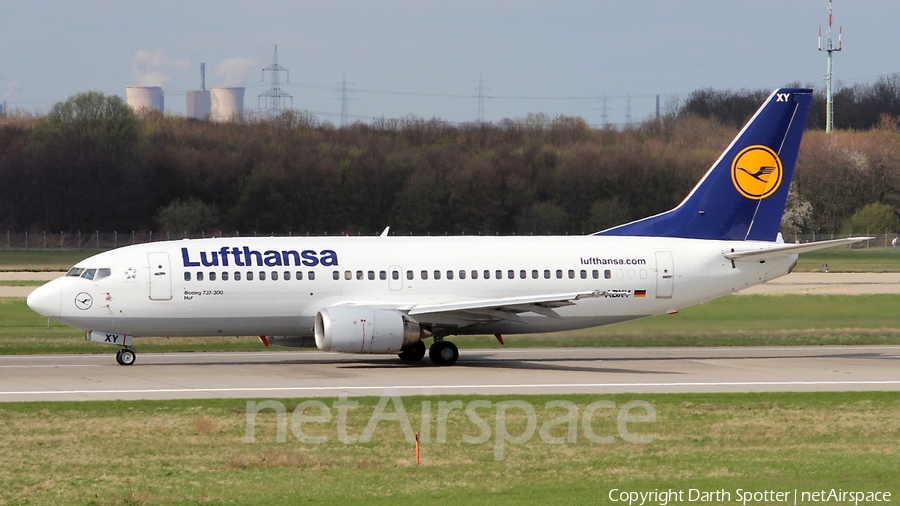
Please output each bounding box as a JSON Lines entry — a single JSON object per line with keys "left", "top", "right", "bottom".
{"left": 429, "top": 341, "right": 459, "bottom": 366}
{"left": 398, "top": 341, "right": 427, "bottom": 362}
{"left": 118, "top": 349, "right": 136, "bottom": 366}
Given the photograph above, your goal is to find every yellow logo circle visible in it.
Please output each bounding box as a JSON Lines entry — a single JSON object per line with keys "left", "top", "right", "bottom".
{"left": 730, "top": 145, "right": 783, "bottom": 200}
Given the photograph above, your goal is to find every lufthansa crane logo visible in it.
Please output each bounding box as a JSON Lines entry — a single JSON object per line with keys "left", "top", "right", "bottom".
{"left": 730, "top": 145, "right": 783, "bottom": 200}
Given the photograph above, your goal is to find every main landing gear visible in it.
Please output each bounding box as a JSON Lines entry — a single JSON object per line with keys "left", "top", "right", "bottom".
{"left": 429, "top": 340, "right": 459, "bottom": 366}
{"left": 398, "top": 340, "right": 427, "bottom": 362}
{"left": 115, "top": 347, "right": 137, "bottom": 366}
{"left": 397, "top": 339, "right": 459, "bottom": 366}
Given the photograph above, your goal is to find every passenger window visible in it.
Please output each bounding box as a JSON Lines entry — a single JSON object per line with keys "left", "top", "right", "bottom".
{"left": 604, "top": 269, "right": 612, "bottom": 279}
{"left": 508, "top": 270, "right": 514, "bottom": 279}
{"left": 271, "top": 271, "right": 278, "bottom": 281}
{"left": 531, "top": 270, "right": 538, "bottom": 279}
{"left": 628, "top": 269, "right": 635, "bottom": 279}
{"left": 380, "top": 271, "right": 387, "bottom": 280}
{"left": 459, "top": 270, "right": 466, "bottom": 280}
{"left": 308, "top": 271, "right": 315, "bottom": 281}
{"left": 592, "top": 270, "right": 599, "bottom": 279}
{"left": 471, "top": 270, "right": 478, "bottom": 279}
{"left": 247, "top": 271, "right": 254, "bottom": 281}
{"left": 543, "top": 269, "right": 550, "bottom": 279}
{"left": 368, "top": 271, "right": 375, "bottom": 280}
{"left": 67, "top": 268, "right": 85, "bottom": 277}
{"left": 357, "top": 270, "right": 364, "bottom": 280}
{"left": 640, "top": 269, "right": 647, "bottom": 279}
{"left": 222, "top": 271, "right": 229, "bottom": 281}
{"left": 210, "top": 272, "right": 217, "bottom": 281}
{"left": 556, "top": 269, "right": 563, "bottom": 279}
{"left": 81, "top": 269, "right": 97, "bottom": 280}
{"left": 95, "top": 268, "right": 111, "bottom": 280}
{"left": 234, "top": 271, "right": 241, "bottom": 281}
{"left": 421, "top": 270, "right": 428, "bottom": 280}
{"left": 345, "top": 271, "right": 352, "bottom": 280}
{"left": 447, "top": 270, "right": 454, "bottom": 280}
{"left": 407, "top": 270, "right": 413, "bottom": 280}
{"left": 434, "top": 270, "right": 441, "bottom": 280}
{"left": 184, "top": 272, "right": 191, "bottom": 281}
{"left": 197, "top": 271, "right": 204, "bottom": 281}
{"left": 616, "top": 269, "right": 624, "bottom": 279}
{"left": 392, "top": 270, "right": 399, "bottom": 280}
{"left": 568, "top": 270, "right": 575, "bottom": 279}
{"left": 284, "top": 271, "right": 291, "bottom": 281}
{"left": 495, "top": 270, "right": 502, "bottom": 279}
{"left": 484, "top": 270, "right": 490, "bottom": 279}
{"left": 259, "top": 271, "right": 266, "bottom": 281}
{"left": 296, "top": 271, "right": 303, "bottom": 280}
{"left": 519, "top": 270, "right": 526, "bottom": 279}
{"left": 580, "top": 270, "right": 587, "bottom": 279}
{"left": 333, "top": 271, "right": 339, "bottom": 280}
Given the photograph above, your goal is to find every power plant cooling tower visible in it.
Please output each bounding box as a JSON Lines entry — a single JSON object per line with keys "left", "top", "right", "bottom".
{"left": 125, "top": 86, "right": 164, "bottom": 113}
{"left": 210, "top": 87, "right": 245, "bottom": 122}
{"left": 186, "top": 90, "right": 211, "bottom": 120}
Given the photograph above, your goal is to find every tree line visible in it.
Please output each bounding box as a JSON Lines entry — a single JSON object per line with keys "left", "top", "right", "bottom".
{"left": 1, "top": 79, "right": 899, "bottom": 238}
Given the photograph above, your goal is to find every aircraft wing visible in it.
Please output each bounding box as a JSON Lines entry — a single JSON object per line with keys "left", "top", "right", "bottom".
{"left": 406, "top": 290, "right": 606, "bottom": 326}
{"left": 723, "top": 237, "right": 872, "bottom": 262}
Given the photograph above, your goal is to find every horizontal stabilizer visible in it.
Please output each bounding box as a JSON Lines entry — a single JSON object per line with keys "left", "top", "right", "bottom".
{"left": 724, "top": 237, "right": 872, "bottom": 261}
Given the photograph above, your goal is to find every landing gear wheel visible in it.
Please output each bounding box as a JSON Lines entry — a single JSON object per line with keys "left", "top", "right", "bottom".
{"left": 398, "top": 340, "right": 427, "bottom": 362}
{"left": 429, "top": 341, "right": 459, "bottom": 366}
{"left": 116, "top": 349, "right": 136, "bottom": 366}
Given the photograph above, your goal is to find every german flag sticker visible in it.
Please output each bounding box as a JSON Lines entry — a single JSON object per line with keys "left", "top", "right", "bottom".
{"left": 634, "top": 290, "right": 646, "bottom": 298}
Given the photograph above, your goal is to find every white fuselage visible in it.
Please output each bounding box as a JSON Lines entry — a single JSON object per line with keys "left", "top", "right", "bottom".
{"left": 27, "top": 235, "right": 796, "bottom": 340}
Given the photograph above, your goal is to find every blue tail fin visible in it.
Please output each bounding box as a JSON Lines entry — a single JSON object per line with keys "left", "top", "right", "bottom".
{"left": 596, "top": 88, "right": 813, "bottom": 242}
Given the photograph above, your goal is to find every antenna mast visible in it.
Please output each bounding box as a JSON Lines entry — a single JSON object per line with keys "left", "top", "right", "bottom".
{"left": 476, "top": 73, "right": 488, "bottom": 123}
{"left": 258, "top": 45, "right": 293, "bottom": 114}
{"left": 818, "top": 0, "right": 842, "bottom": 133}
{"left": 340, "top": 75, "right": 349, "bottom": 127}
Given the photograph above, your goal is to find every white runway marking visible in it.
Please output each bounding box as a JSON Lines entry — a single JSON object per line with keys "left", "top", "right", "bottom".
{"left": 3, "top": 380, "right": 900, "bottom": 397}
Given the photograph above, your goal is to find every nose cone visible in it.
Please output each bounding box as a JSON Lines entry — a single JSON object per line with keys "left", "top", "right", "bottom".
{"left": 27, "top": 279, "right": 62, "bottom": 319}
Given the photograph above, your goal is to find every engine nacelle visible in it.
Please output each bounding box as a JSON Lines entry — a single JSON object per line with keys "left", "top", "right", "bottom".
{"left": 315, "top": 306, "right": 422, "bottom": 354}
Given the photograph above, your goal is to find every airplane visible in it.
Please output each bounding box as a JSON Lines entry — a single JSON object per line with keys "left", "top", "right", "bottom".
{"left": 27, "top": 87, "right": 867, "bottom": 366}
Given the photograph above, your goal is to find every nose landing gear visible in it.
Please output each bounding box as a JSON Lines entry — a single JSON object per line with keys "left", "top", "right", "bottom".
{"left": 115, "top": 347, "right": 137, "bottom": 366}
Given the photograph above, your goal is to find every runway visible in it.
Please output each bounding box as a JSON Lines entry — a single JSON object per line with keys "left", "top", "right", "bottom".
{"left": 1, "top": 346, "right": 899, "bottom": 401}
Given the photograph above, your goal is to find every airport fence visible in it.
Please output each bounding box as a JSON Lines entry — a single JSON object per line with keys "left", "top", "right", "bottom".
{"left": 0, "top": 231, "right": 899, "bottom": 250}
{"left": 0, "top": 231, "right": 312, "bottom": 250}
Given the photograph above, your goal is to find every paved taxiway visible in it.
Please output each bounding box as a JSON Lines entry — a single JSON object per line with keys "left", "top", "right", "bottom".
{"left": 1, "top": 346, "right": 898, "bottom": 401}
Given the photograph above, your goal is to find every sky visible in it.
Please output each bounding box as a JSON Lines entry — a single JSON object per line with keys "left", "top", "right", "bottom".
{"left": 2, "top": 0, "right": 898, "bottom": 126}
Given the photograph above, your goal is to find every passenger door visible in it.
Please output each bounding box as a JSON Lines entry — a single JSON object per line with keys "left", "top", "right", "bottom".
{"left": 148, "top": 252, "right": 173, "bottom": 301}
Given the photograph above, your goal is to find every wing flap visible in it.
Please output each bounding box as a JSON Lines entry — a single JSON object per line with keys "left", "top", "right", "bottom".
{"left": 408, "top": 290, "right": 605, "bottom": 324}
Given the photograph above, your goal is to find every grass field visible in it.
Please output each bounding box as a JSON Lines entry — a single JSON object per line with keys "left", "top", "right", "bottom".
{"left": 794, "top": 247, "right": 900, "bottom": 272}
{"left": 0, "top": 392, "right": 896, "bottom": 505}
{"left": 2, "top": 294, "right": 900, "bottom": 355}
{"left": 2, "top": 247, "right": 900, "bottom": 273}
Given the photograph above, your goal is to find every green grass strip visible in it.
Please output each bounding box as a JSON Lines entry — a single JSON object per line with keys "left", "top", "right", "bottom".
{"left": 0, "top": 392, "right": 897, "bottom": 505}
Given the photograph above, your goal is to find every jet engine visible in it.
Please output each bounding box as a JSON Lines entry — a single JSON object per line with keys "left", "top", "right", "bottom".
{"left": 315, "top": 306, "right": 424, "bottom": 354}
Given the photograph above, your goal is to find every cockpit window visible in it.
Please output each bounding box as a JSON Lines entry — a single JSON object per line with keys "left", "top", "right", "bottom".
{"left": 95, "top": 268, "right": 111, "bottom": 280}
{"left": 66, "top": 267, "right": 85, "bottom": 277}
{"left": 81, "top": 269, "right": 97, "bottom": 280}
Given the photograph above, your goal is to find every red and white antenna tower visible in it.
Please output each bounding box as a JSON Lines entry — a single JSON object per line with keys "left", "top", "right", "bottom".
{"left": 818, "top": 0, "right": 842, "bottom": 133}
